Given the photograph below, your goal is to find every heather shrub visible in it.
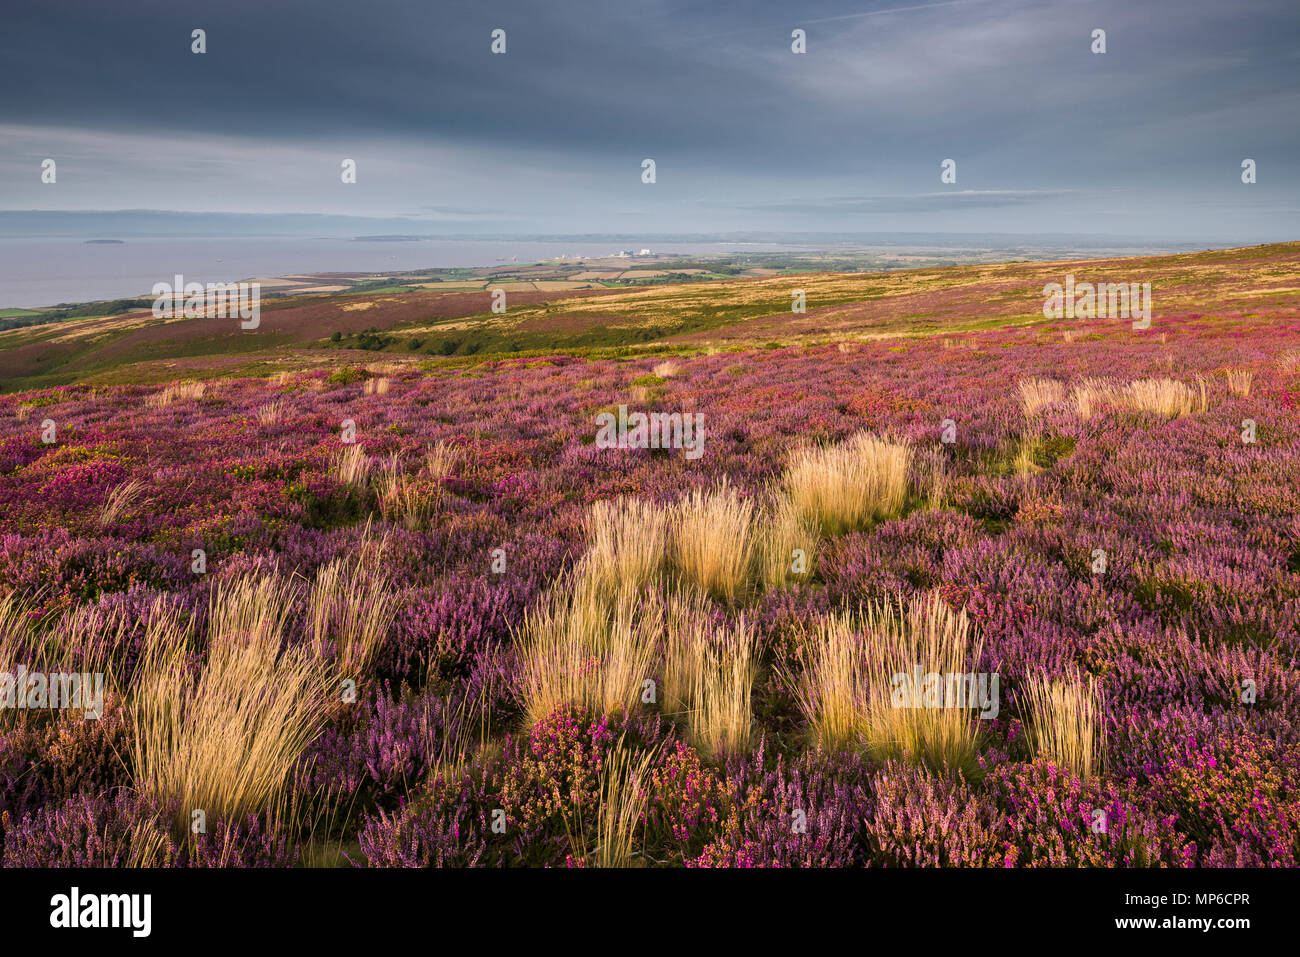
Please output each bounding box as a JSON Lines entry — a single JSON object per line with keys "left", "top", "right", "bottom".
{"left": 982, "top": 758, "right": 1194, "bottom": 867}
{"left": 0, "top": 697, "right": 131, "bottom": 824}
{"left": 1, "top": 790, "right": 177, "bottom": 867}
{"left": 689, "top": 744, "right": 873, "bottom": 867}
{"left": 865, "top": 762, "right": 1006, "bottom": 866}
{"left": 1149, "top": 729, "right": 1300, "bottom": 866}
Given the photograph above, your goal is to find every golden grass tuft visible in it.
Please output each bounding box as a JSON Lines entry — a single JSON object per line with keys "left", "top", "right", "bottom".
{"left": 306, "top": 552, "right": 397, "bottom": 678}
{"left": 1224, "top": 368, "right": 1253, "bottom": 398}
{"left": 146, "top": 380, "right": 205, "bottom": 408}
{"left": 669, "top": 481, "right": 756, "bottom": 600}
{"left": 255, "top": 399, "right": 285, "bottom": 425}
{"left": 424, "top": 440, "right": 459, "bottom": 484}
{"left": 516, "top": 572, "right": 661, "bottom": 728}
{"left": 912, "top": 447, "right": 948, "bottom": 510}
{"left": 755, "top": 492, "right": 819, "bottom": 589}
{"left": 685, "top": 618, "right": 756, "bottom": 761}
{"left": 375, "top": 454, "right": 442, "bottom": 529}
{"left": 363, "top": 377, "right": 391, "bottom": 396}
{"left": 1023, "top": 671, "right": 1104, "bottom": 779}
{"left": 130, "top": 574, "right": 332, "bottom": 828}
{"left": 1017, "top": 377, "right": 1065, "bottom": 417}
{"left": 563, "top": 739, "right": 656, "bottom": 868}
{"left": 651, "top": 360, "right": 681, "bottom": 378}
{"left": 584, "top": 497, "right": 668, "bottom": 598}
{"left": 331, "top": 444, "right": 371, "bottom": 488}
{"left": 660, "top": 588, "right": 711, "bottom": 716}
{"left": 1122, "top": 377, "right": 1199, "bottom": 418}
{"left": 98, "top": 478, "right": 145, "bottom": 528}
{"left": 795, "top": 592, "right": 983, "bottom": 773}
{"left": 783, "top": 433, "right": 911, "bottom": 536}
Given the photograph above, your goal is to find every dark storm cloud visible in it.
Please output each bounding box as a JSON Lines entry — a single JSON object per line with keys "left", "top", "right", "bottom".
{"left": 1, "top": 0, "right": 1297, "bottom": 237}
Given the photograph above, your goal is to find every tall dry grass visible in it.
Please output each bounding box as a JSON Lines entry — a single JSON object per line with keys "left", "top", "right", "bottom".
{"left": 1122, "top": 378, "right": 1200, "bottom": 418}
{"left": 795, "top": 592, "right": 983, "bottom": 773}
{"left": 98, "top": 478, "right": 145, "bottom": 528}
{"left": 0, "top": 593, "right": 33, "bottom": 730}
{"left": 755, "top": 493, "right": 819, "bottom": 589}
{"left": 911, "top": 447, "right": 948, "bottom": 511}
{"left": 563, "top": 740, "right": 656, "bottom": 868}
{"left": 658, "top": 587, "right": 756, "bottom": 758}
{"left": 130, "top": 574, "right": 332, "bottom": 829}
{"left": 660, "top": 589, "right": 711, "bottom": 716}
{"left": 583, "top": 497, "right": 668, "bottom": 598}
{"left": 424, "top": 440, "right": 459, "bottom": 484}
{"left": 146, "top": 380, "right": 205, "bottom": 408}
{"left": 1071, "top": 377, "right": 1123, "bottom": 421}
{"left": 255, "top": 399, "right": 285, "bottom": 425}
{"left": 784, "top": 433, "right": 912, "bottom": 536}
{"left": 1017, "top": 378, "right": 1065, "bottom": 417}
{"left": 685, "top": 618, "right": 756, "bottom": 761}
{"left": 516, "top": 572, "right": 661, "bottom": 727}
{"left": 376, "top": 454, "right": 442, "bottom": 529}
{"left": 1224, "top": 368, "right": 1253, "bottom": 398}
{"left": 1023, "top": 671, "right": 1104, "bottom": 779}
{"left": 669, "top": 481, "right": 756, "bottom": 600}
{"left": 306, "top": 553, "right": 396, "bottom": 678}
{"left": 331, "top": 444, "right": 371, "bottom": 488}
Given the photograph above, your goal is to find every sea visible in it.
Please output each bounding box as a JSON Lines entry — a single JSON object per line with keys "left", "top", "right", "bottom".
{"left": 0, "top": 238, "right": 811, "bottom": 310}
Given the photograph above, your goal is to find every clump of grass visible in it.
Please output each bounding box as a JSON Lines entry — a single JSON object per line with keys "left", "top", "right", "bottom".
{"left": 1224, "top": 368, "right": 1253, "bottom": 398}
{"left": 686, "top": 618, "right": 756, "bottom": 761}
{"left": 1013, "top": 434, "right": 1040, "bottom": 479}
{"left": 516, "top": 572, "right": 661, "bottom": 727}
{"left": 660, "top": 588, "right": 711, "bottom": 717}
{"left": 255, "top": 399, "right": 285, "bottom": 425}
{"left": 670, "top": 481, "right": 756, "bottom": 601}
{"left": 1017, "top": 377, "right": 1065, "bottom": 418}
{"left": 783, "top": 433, "right": 912, "bottom": 536}
{"left": 306, "top": 551, "right": 397, "bottom": 678}
{"left": 146, "top": 380, "right": 205, "bottom": 408}
{"left": 130, "top": 574, "right": 332, "bottom": 829}
{"left": 1122, "top": 378, "right": 1198, "bottom": 418}
{"left": 1022, "top": 671, "right": 1104, "bottom": 779}
{"left": 1070, "top": 377, "right": 1123, "bottom": 421}
{"left": 375, "top": 454, "right": 441, "bottom": 529}
{"left": 584, "top": 497, "right": 668, "bottom": 599}
{"left": 755, "top": 492, "right": 819, "bottom": 589}
{"left": 0, "top": 592, "right": 34, "bottom": 730}
{"left": 911, "top": 447, "right": 948, "bottom": 511}
{"left": 424, "top": 440, "right": 459, "bottom": 484}
{"left": 331, "top": 444, "right": 371, "bottom": 488}
{"left": 363, "top": 377, "right": 391, "bottom": 396}
{"left": 795, "top": 592, "right": 983, "bottom": 774}
{"left": 98, "top": 478, "right": 145, "bottom": 528}
{"left": 651, "top": 360, "right": 681, "bottom": 378}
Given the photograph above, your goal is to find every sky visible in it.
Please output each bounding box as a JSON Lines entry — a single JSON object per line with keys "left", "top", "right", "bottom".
{"left": 1, "top": 0, "right": 1298, "bottom": 241}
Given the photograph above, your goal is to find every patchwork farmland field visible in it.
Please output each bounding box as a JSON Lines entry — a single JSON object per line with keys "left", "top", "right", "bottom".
{"left": 2, "top": 243, "right": 1299, "bottom": 868}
